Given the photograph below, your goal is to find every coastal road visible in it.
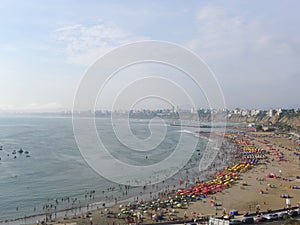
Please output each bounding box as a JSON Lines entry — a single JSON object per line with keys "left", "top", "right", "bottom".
{"left": 154, "top": 215, "right": 300, "bottom": 225}
{"left": 260, "top": 216, "right": 300, "bottom": 225}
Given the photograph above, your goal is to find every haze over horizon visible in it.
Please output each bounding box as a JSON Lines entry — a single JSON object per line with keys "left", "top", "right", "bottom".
{"left": 1, "top": 1, "right": 299, "bottom": 112}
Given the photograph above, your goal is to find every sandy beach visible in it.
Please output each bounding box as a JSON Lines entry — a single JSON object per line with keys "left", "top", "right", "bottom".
{"left": 32, "top": 129, "right": 300, "bottom": 225}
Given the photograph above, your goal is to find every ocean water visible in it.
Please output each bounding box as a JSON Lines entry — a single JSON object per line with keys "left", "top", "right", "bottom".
{"left": 0, "top": 115, "right": 211, "bottom": 223}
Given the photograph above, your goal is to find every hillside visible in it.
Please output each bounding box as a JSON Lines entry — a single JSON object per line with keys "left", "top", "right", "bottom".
{"left": 227, "top": 113, "right": 300, "bottom": 131}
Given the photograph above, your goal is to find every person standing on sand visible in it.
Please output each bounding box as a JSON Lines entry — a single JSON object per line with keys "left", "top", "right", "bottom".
{"left": 184, "top": 211, "right": 188, "bottom": 219}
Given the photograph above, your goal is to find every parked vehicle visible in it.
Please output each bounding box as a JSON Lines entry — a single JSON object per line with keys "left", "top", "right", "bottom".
{"left": 264, "top": 213, "right": 278, "bottom": 220}
{"left": 254, "top": 216, "right": 267, "bottom": 222}
{"left": 288, "top": 210, "right": 298, "bottom": 217}
{"left": 230, "top": 219, "right": 242, "bottom": 225}
{"left": 241, "top": 217, "right": 254, "bottom": 224}
{"left": 278, "top": 212, "right": 288, "bottom": 219}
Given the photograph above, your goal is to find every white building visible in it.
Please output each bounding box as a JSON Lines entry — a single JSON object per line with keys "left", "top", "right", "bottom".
{"left": 276, "top": 108, "right": 282, "bottom": 116}
{"left": 250, "top": 109, "right": 260, "bottom": 116}
{"left": 241, "top": 109, "right": 250, "bottom": 116}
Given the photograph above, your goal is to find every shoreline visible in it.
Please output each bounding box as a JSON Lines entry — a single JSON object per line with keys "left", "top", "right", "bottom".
{"left": 2, "top": 132, "right": 235, "bottom": 225}
{"left": 4, "top": 128, "right": 300, "bottom": 225}
{"left": 25, "top": 132, "right": 237, "bottom": 224}
{"left": 38, "top": 129, "right": 300, "bottom": 225}
{"left": 3, "top": 157, "right": 232, "bottom": 225}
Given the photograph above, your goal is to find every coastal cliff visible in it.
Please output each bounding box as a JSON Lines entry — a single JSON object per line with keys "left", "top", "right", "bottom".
{"left": 227, "top": 113, "right": 300, "bottom": 130}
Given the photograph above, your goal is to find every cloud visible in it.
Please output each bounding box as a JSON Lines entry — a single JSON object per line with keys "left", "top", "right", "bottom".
{"left": 0, "top": 102, "right": 63, "bottom": 112}
{"left": 190, "top": 4, "right": 299, "bottom": 60}
{"left": 55, "top": 23, "right": 148, "bottom": 66}
{"left": 185, "top": 4, "right": 300, "bottom": 109}
{"left": 188, "top": 5, "right": 261, "bottom": 57}
{"left": 0, "top": 44, "right": 18, "bottom": 52}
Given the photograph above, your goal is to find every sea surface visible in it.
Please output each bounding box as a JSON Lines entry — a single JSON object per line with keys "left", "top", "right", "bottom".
{"left": 0, "top": 115, "right": 219, "bottom": 223}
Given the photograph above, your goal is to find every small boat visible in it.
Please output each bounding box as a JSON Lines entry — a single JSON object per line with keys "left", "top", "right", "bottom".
{"left": 24, "top": 151, "right": 29, "bottom": 154}
{"left": 18, "top": 148, "right": 24, "bottom": 154}
{"left": 26, "top": 155, "right": 31, "bottom": 158}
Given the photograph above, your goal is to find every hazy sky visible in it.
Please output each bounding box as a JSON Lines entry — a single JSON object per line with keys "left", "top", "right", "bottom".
{"left": 0, "top": 1, "right": 299, "bottom": 112}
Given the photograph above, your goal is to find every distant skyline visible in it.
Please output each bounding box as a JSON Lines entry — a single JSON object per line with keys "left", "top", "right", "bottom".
{"left": 0, "top": 1, "right": 299, "bottom": 112}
